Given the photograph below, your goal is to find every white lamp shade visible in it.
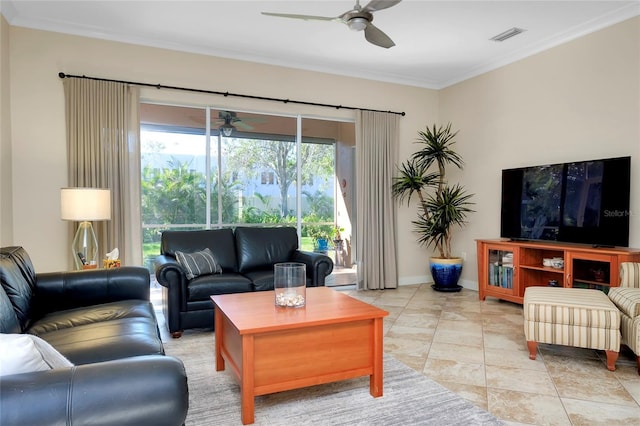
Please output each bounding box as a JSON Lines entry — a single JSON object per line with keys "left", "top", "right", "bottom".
{"left": 61, "top": 188, "right": 111, "bottom": 221}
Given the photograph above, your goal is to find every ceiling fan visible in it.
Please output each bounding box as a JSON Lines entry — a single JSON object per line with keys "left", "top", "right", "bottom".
{"left": 215, "top": 111, "right": 254, "bottom": 137}
{"left": 262, "top": 0, "right": 401, "bottom": 49}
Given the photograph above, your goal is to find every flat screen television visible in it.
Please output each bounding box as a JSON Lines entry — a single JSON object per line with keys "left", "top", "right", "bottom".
{"left": 500, "top": 156, "right": 631, "bottom": 247}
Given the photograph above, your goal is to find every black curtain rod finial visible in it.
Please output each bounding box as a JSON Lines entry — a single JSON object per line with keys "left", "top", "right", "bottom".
{"left": 58, "top": 72, "right": 66, "bottom": 78}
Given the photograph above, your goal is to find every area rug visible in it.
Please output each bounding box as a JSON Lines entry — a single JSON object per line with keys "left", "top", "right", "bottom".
{"left": 163, "top": 330, "right": 503, "bottom": 425}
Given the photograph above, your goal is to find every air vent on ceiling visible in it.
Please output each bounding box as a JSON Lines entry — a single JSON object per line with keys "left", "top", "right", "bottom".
{"left": 490, "top": 27, "right": 526, "bottom": 42}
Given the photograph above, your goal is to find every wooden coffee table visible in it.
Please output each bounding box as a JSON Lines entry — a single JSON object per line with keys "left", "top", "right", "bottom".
{"left": 211, "top": 286, "right": 388, "bottom": 425}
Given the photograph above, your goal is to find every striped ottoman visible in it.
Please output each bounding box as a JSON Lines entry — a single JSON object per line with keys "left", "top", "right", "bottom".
{"left": 523, "top": 286, "right": 621, "bottom": 371}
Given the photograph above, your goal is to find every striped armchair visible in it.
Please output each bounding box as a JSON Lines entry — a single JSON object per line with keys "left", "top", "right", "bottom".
{"left": 608, "top": 262, "right": 640, "bottom": 375}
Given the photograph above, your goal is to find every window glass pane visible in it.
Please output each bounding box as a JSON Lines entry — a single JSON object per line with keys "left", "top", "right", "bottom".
{"left": 301, "top": 117, "right": 337, "bottom": 254}
{"left": 222, "top": 137, "right": 298, "bottom": 224}
{"left": 140, "top": 104, "right": 207, "bottom": 269}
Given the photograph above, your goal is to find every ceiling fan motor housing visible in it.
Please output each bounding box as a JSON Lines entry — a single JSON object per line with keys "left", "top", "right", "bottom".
{"left": 343, "top": 11, "right": 373, "bottom": 31}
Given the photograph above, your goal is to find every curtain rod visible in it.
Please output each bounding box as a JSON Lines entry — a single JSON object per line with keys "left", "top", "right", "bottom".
{"left": 58, "top": 72, "right": 405, "bottom": 116}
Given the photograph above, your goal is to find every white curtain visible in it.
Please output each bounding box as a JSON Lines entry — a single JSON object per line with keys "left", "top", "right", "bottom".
{"left": 355, "top": 110, "right": 399, "bottom": 290}
{"left": 63, "top": 78, "right": 142, "bottom": 267}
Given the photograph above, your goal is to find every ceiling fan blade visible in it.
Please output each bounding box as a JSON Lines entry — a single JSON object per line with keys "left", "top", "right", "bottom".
{"left": 364, "top": 23, "right": 395, "bottom": 48}
{"left": 261, "top": 12, "right": 336, "bottom": 22}
{"left": 234, "top": 121, "right": 254, "bottom": 131}
{"left": 362, "top": 0, "right": 402, "bottom": 13}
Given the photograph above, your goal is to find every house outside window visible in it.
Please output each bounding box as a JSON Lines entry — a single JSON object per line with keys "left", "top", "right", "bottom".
{"left": 260, "top": 171, "right": 275, "bottom": 185}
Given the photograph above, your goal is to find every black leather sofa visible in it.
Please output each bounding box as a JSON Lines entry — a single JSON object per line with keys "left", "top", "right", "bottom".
{"left": 154, "top": 226, "right": 334, "bottom": 337}
{"left": 0, "top": 246, "right": 189, "bottom": 426}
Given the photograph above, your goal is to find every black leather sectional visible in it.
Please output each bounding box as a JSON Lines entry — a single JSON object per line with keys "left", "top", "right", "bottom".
{"left": 0, "top": 246, "right": 188, "bottom": 426}
{"left": 154, "top": 226, "right": 334, "bottom": 337}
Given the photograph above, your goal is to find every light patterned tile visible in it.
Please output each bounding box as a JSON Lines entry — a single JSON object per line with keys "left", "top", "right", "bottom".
{"left": 393, "top": 310, "right": 441, "bottom": 329}
{"left": 562, "top": 397, "right": 640, "bottom": 425}
{"left": 423, "top": 358, "right": 486, "bottom": 387}
{"left": 552, "top": 371, "right": 637, "bottom": 406}
{"left": 483, "top": 329, "right": 526, "bottom": 351}
{"left": 619, "top": 377, "right": 640, "bottom": 405}
{"left": 484, "top": 347, "right": 547, "bottom": 371}
{"left": 544, "top": 353, "right": 615, "bottom": 378}
{"left": 384, "top": 335, "right": 429, "bottom": 358}
{"left": 440, "top": 309, "right": 483, "bottom": 322}
{"left": 485, "top": 365, "right": 557, "bottom": 395}
{"left": 386, "top": 324, "right": 435, "bottom": 341}
{"left": 488, "top": 388, "right": 570, "bottom": 425}
{"left": 432, "top": 327, "right": 484, "bottom": 347}
{"left": 427, "top": 341, "right": 485, "bottom": 364}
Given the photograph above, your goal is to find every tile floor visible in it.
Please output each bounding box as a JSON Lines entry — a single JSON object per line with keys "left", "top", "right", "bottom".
{"left": 152, "top": 281, "right": 640, "bottom": 425}
{"left": 342, "top": 284, "right": 640, "bottom": 425}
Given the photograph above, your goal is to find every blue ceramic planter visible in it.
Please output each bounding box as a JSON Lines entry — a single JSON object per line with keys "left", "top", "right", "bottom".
{"left": 430, "top": 258, "right": 463, "bottom": 292}
{"left": 315, "top": 238, "right": 329, "bottom": 253}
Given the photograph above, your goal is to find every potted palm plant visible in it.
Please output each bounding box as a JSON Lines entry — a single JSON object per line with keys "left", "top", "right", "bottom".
{"left": 392, "top": 123, "right": 474, "bottom": 292}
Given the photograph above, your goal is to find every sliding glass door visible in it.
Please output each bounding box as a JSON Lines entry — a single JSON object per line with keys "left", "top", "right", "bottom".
{"left": 139, "top": 104, "right": 351, "bottom": 270}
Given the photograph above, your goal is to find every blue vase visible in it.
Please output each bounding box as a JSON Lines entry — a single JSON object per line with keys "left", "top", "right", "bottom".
{"left": 430, "top": 258, "right": 463, "bottom": 292}
{"left": 316, "top": 238, "right": 329, "bottom": 253}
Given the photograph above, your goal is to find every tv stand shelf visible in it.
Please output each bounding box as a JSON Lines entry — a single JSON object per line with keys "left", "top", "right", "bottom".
{"left": 476, "top": 239, "right": 640, "bottom": 304}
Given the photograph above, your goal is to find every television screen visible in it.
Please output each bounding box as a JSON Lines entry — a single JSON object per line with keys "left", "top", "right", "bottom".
{"left": 501, "top": 156, "right": 630, "bottom": 247}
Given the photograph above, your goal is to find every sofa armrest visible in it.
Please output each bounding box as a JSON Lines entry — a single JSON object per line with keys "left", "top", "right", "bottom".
{"left": 609, "top": 287, "right": 640, "bottom": 319}
{"left": 154, "top": 255, "right": 188, "bottom": 334}
{"left": 32, "top": 267, "right": 150, "bottom": 317}
{"left": 0, "top": 355, "right": 188, "bottom": 426}
{"left": 292, "top": 250, "right": 334, "bottom": 287}
{"left": 154, "top": 255, "right": 186, "bottom": 289}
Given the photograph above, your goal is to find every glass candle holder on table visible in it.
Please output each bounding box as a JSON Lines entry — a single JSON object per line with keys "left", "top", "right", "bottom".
{"left": 274, "top": 262, "right": 306, "bottom": 308}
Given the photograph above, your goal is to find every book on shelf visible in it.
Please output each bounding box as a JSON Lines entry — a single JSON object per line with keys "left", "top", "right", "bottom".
{"left": 489, "top": 261, "right": 514, "bottom": 289}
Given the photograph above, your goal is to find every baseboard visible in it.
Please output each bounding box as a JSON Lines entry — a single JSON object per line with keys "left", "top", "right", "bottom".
{"left": 398, "top": 275, "right": 478, "bottom": 292}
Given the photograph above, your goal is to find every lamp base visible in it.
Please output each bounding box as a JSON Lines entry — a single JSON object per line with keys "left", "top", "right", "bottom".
{"left": 72, "top": 221, "right": 98, "bottom": 270}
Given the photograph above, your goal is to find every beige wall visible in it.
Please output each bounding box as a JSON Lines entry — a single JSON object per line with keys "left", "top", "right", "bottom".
{"left": 440, "top": 16, "right": 640, "bottom": 288}
{"left": 0, "top": 14, "right": 13, "bottom": 246}
{"left": 7, "top": 26, "right": 437, "bottom": 273}
{"left": 5, "top": 17, "right": 639, "bottom": 289}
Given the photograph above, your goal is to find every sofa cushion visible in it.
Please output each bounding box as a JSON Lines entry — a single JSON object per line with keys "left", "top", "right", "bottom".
{"left": 235, "top": 227, "right": 298, "bottom": 273}
{"left": 187, "top": 273, "right": 253, "bottom": 302}
{"left": 176, "top": 248, "right": 222, "bottom": 279}
{"left": 0, "top": 334, "right": 73, "bottom": 376}
{"left": 27, "top": 300, "right": 158, "bottom": 335}
{"left": 243, "top": 270, "right": 275, "bottom": 291}
{"left": 0, "top": 247, "right": 36, "bottom": 331}
{"left": 244, "top": 269, "right": 314, "bottom": 292}
{"left": 27, "top": 300, "right": 164, "bottom": 365}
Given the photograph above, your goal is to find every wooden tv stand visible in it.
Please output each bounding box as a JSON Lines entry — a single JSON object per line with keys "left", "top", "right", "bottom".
{"left": 476, "top": 239, "right": 640, "bottom": 304}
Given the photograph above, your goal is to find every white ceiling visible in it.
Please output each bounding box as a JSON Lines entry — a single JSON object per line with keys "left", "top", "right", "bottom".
{"left": 2, "top": 0, "right": 639, "bottom": 89}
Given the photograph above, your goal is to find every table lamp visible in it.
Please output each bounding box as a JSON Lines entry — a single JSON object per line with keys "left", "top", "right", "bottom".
{"left": 61, "top": 188, "right": 111, "bottom": 270}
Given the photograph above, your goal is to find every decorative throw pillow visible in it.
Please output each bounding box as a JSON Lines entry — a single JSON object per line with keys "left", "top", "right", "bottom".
{"left": 0, "top": 334, "right": 73, "bottom": 376}
{"left": 175, "top": 248, "right": 222, "bottom": 280}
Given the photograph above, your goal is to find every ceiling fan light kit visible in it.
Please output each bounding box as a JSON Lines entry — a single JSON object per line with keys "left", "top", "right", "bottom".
{"left": 348, "top": 17, "right": 369, "bottom": 32}
{"left": 262, "top": 0, "right": 401, "bottom": 49}
{"left": 219, "top": 123, "right": 235, "bottom": 137}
